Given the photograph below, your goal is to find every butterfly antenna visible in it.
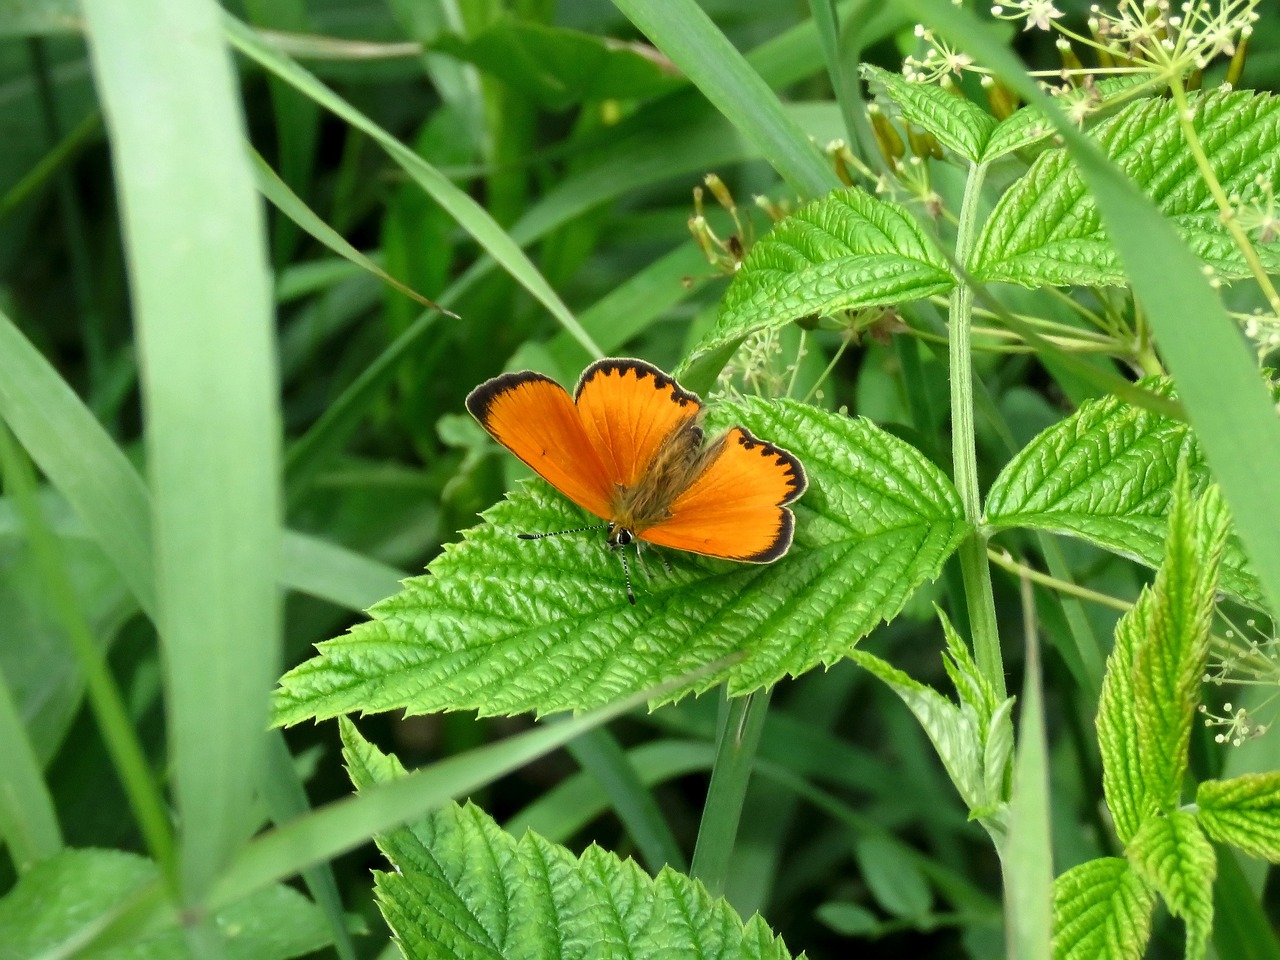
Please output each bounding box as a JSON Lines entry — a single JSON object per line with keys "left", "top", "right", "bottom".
{"left": 618, "top": 550, "right": 636, "bottom": 606}
{"left": 517, "top": 524, "right": 608, "bottom": 540}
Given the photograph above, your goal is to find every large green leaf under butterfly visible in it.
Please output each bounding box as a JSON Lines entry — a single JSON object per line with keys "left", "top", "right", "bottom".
{"left": 342, "top": 719, "right": 796, "bottom": 960}
{"left": 273, "top": 398, "right": 968, "bottom": 722}
{"left": 985, "top": 378, "right": 1262, "bottom": 607}
{"left": 971, "top": 89, "right": 1280, "bottom": 287}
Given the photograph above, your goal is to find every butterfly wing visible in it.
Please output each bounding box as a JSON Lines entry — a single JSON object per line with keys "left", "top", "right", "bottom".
{"left": 466, "top": 371, "right": 615, "bottom": 520}
{"left": 573, "top": 358, "right": 702, "bottom": 489}
{"left": 638, "top": 427, "right": 807, "bottom": 562}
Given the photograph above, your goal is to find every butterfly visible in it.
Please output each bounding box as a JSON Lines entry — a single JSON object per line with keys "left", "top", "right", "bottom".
{"left": 465, "top": 357, "right": 807, "bottom": 604}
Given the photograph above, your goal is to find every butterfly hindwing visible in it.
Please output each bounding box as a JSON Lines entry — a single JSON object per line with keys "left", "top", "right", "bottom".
{"left": 638, "top": 427, "right": 807, "bottom": 562}
{"left": 573, "top": 358, "right": 702, "bottom": 490}
{"left": 466, "top": 372, "right": 615, "bottom": 520}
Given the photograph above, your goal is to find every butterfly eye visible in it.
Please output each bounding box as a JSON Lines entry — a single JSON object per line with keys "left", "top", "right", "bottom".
{"left": 611, "top": 528, "right": 634, "bottom": 547}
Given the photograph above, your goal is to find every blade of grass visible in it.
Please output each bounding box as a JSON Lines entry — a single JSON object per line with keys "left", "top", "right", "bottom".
{"left": 261, "top": 731, "right": 357, "bottom": 960}
{"left": 250, "top": 150, "right": 454, "bottom": 315}
{"left": 611, "top": 0, "right": 841, "bottom": 199}
{"left": 243, "top": 0, "right": 316, "bottom": 268}
{"left": 809, "top": 0, "right": 889, "bottom": 154}
{"left": 0, "top": 426, "right": 174, "bottom": 876}
{"left": 0, "top": 109, "right": 101, "bottom": 218}
{"left": 223, "top": 14, "right": 603, "bottom": 360}
{"left": 0, "top": 662, "right": 62, "bottom": 873}
{"left": 82, "top": 0, "right": 283, "bottom": 904}
{"left": 905, "top": 0, "right": 1280, "bottom": 621}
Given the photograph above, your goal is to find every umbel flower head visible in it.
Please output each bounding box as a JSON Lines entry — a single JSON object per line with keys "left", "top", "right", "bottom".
{"left": 905, "top": 0, "right": 1260, "bottom": 87}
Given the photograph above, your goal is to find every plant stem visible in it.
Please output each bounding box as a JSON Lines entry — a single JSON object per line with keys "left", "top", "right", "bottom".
{"left": 690, "top": 688, "right": 772, "bottom": 898}
{"left": 986, "top": 547, "right": 1131, "bottom": 613}
{"left": 950, "top": 160, "right": 1006, "bottom": 701}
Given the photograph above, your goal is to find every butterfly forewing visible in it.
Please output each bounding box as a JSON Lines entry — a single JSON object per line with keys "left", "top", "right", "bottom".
{"left": 465, "top": 372, "right": 615, "bottom": 520}
{"left": 573, "top": 358, "right": 702, "bottom": 490}
{"left": 638, "top": 427, "right": 807, "bottom": 562}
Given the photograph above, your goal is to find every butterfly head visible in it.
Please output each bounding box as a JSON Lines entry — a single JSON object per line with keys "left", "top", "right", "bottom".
{"left": 606, "top": 523, "right": 635, "bottom": 549}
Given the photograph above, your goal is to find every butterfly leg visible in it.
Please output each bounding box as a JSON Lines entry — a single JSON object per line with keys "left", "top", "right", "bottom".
{"left": 635, "top": 540, "right": 673, "bottom": 577}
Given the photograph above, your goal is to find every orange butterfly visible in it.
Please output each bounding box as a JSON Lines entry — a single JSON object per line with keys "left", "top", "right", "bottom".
{"left": 466, "top": 358, "right": 807, "bottom": 603}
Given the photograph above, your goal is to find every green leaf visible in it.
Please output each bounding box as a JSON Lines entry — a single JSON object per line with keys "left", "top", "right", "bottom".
{"left": 1132, "top": 479, "right": 1228, "bottom": 813}
{"left": 342, "top": 722, "right": 796, "bottom": 960}
{"left": 936, "top": 609, "right": 1014, "bottom": 812}
{"left": 815, "top": 901, "right": 880, "bottom": 936}
{"left": 432, "top": 19, "right": 682, "bottom": 109}
{"left": 971, "top": 90, "right": 1280, "bottom": 286}
{"left": 0, "top": 848, "right": 329, "bottom": 959}
{"left": 1096, "top": 579, "right": 1157, "bottom": 845}
{"left": 939, "top": 606, "right": 999, "bottom": 731}
{"left": 1051, "top": 857, "right": 1156, "bottom": 960}
{"left": 980, "top": 77, "right": 1152, "bottom": 163}
{"left": 274, "top": 399, "right": 968, "bottom": 722}
{"left": 862, "top": 63, "right": 996, "bottom": 162}
{"left": 850, "top": 648, "right": 1009, "bottom": 835}
{"left": 985, "top": 378, "right": 1261, "bottom": 606}
{"left": 855, "top": 834, "right": 932, "bottom": 920}
{"left": 697, "top": 188, "right": 954, "bottom": 357}
{"left": 1095, "top": 476, "right": 1228, "bottom": 840}
{"left": 0, "top": 305, "right": 399, "bottom": 623}
{"left": 1128, "top": 811, "right": 1217, "bottom": 960}
{"left": 1197, "top": 773, "right": 1280, "bottom": 862}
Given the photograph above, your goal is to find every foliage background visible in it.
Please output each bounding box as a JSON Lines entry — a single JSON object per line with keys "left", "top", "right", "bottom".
{"left": 1, "top": 0, "right": 1279, "bottom": 957}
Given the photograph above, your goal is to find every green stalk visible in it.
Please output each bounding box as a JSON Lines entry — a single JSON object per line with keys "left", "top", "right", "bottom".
{"left": 690, "top": 688, "right": 772, "bottom": 898}
{"left": 0, "top": 427, "right": 176, "bottom": 878}
{"left": 949, "top": 160, "right": 1005, "bottom": 701}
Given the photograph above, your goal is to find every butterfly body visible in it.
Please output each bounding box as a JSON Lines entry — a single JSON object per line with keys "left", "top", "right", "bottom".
{"left": 605, "top": 418, "right": 706, "bottom": 537}
{"left": 466, "top": 358, "right": 806, "bottom": 598}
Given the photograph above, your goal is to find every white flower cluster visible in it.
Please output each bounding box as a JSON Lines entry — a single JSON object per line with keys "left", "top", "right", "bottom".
{"left": 903, "top": 0, "right": 1259, "bottom": 86}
